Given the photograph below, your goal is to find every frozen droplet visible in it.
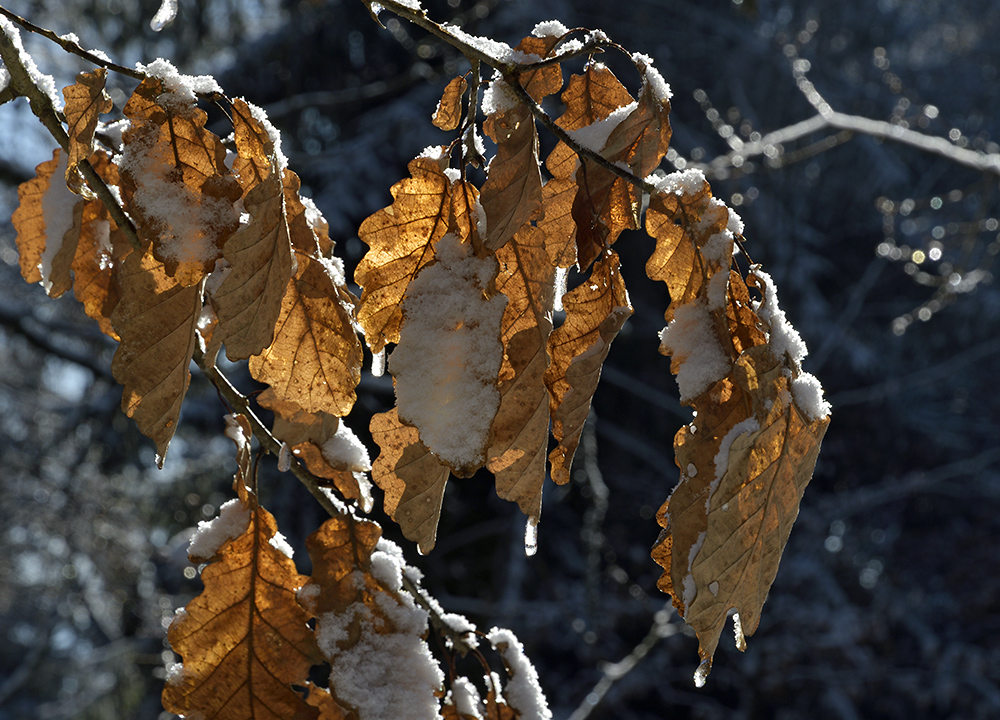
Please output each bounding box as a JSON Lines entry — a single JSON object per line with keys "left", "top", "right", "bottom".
{"left": 277, "top": 442, "right": 292, "bottom": 472}
{"left": 149, "top": 0, "right": 178, "bottom": 31}
{"left": 693, "top": 657, "right": 712, "bottom": 688}
{"left": 524, "top": 517, "right": 538, "bottom": 557}
{"left": 371, "top": 348, "right": 386, "bottom": 377}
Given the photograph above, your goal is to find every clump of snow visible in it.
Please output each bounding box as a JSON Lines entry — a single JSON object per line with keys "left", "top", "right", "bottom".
{"left": 650, "top": 168, "right": 707, "bottom": 197}
{"left": 566, "top": 101, "right": 638, "bottom": 154}
{"left": 38, "top": 152, "right": 78, "bottom": 294}
{"left": 268, "top": 530, "right": 294, "bottom": 559}
{"left": 658, "top": 301, "right": 731, "bottom": 402}
{"left": 390, "top": 234, "right": 506, "bottom": 472}
{"left": 371, "top": 348, "right": 386, "bottom": 377}
{"left": 0, "top": 66, "right": 9, "bottom": 94}
{"left": 119, "top": 118, "right": 238, "bottom": 267}
{"left": 482, "top": 76, "right": 519, "bottom": 116}
{"left": 486, "top": 627, "right": 552, "bottom": 720}
{"left": 450, "top": 677, "right": 484, "bottom": 719}
{"left": 315, "top": 542, "right": 443, "bottom": 720}
{"left": 136, "top": 58, "right": 223, "bottom": 109}
{"left": 0, "top": 17, "right": 63, "bottom": 111}
{"left": 443, "top": 167, "right": 462, "bottom": 184}
{"left": 187, "top": 498, "right": 250, "bottom": 561}
{"left": 418, "top": 144, "right": 446, "bottom": 161}
{"left": 149, "top": 0, "right": 178, "bottom": 31}
{"left": 727, "top": 206, "right": 744, "bottom": 236}
{"left": 632, "top": 52, "right": 672, "bottom": 102}
{"left": 791, "top": 372, "right": 831, "bottom": 421}
{"left": 706, "top": 267, "right": 730, "bottom": 310}
{"left": 532, "top": 20, "right": 570, "bottom": 38}
{"left": 321, "top": 421, "right": 372, "bottom": 473}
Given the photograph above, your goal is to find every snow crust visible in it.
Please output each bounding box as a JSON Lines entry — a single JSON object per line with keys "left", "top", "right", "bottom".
{"left": 187, "top": 498, "right": 250, "bottom": 560}
{"left": 649, "top": 168, "right": 706, "bottom": 196}
{"left": 0, "top": 17, "right": 63, "bottom": 111}
{"left": 390, "top": 234, "right": 506, "bottom": 471}
{"left": 482, "top": 76, "right": 519, "bottom": 116}
{"left": 442, "top": 23, "right": 513, "bottom": 62}
{"left": 486, "top": 627, "right": 552, "bottom": 720}
{"left": 532, "top": 20, "right": 570, "bottom": 38}
{"left": 658, "top": 301, "right": 731, "bottom": 402}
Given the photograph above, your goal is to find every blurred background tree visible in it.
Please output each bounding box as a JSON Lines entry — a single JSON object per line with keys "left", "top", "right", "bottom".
{"left": 1, "top": 0, "right": 998, "bottom": 718}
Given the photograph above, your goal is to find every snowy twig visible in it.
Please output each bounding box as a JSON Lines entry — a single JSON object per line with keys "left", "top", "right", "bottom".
{"left": 567, "top": 605, "right": 676, "bottom": 720}
{"left": 0, "top": 25, "right": 142, "bottom": 251}
{"left": 0, "top": 5, "right": 144, "bottom": 80}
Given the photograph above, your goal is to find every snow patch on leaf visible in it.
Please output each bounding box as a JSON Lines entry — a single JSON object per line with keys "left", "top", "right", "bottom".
{"left": 187, "top": 498, "right": 250, "bottom": 561}
{"left": 659, "top": 301, "right": 731, "bottom": 402}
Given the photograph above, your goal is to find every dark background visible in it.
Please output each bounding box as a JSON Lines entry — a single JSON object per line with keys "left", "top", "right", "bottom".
{"left": 1, "top": 0, "right": 998, "bottom": 718}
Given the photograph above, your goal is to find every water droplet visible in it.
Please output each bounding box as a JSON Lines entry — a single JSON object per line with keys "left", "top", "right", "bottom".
{"left": 524, "top": 517, "right": 538, "bottom": 557}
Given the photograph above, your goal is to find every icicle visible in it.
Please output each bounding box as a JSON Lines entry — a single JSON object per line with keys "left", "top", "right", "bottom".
{"left": 693, "top": 657, "right": 712, "bottom": 688}
{"left": 371, "top": 348, "right": 386, "bottom": 377}
{"left": 150, "top": 0, "right": 178, "bottom": 32}
{"left": 733, "top": 611, "right": 747, "bottom": 652}
{"left": 524, "top": 517, "right": 538, "bottom": 557}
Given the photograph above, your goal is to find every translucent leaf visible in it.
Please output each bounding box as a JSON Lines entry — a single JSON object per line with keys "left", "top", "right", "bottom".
{"left": 481, "top": 103, "right": 542, "bottom": 251}
{"left": 62, "top": 68, "right": 113, "bottom": 195}
{"left": 163, "top": 415, "right": 321, "bottom": 720}
{"left": 432, "top": 76, "right": 466, "bottom": 131}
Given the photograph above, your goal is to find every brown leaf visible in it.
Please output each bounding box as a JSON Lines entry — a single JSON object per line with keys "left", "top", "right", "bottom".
{"left": 71, "top": 189, "right": 130, "bottom": 339}
{"left": 555, "top": 65, "right": 634, "bottom": 133}
{"left": 370, "top": 409, "right": 450, "bottom": 555}
{"left": 213, "top": 171, "right": 294, "bottom": 359}
{"left": 120, "top": 77, "right": 241, "bottom": 286}
{"left": 545, "top": 252, "right": 632, "bottom": 484}
{"left": 230, "top": 97, "right": 281, "bottom": 189}
{"left": 283, "top": 169, "right": 334, "bottom": 257}
{"left": 110, "top": 249, "right": 202, "bottom": 466}
{"left": 481, "top": 103, "right": 542, "bottom": 251}
{"left": 537, "top": 177, "right": 577, "bottom": 268}
{"left": 355, "top": 154, "right": 457, "bottom": 354}
{"left": 432, "top": 76, "right": 466, "bottom": 131}
{"left": 62, "top": 68, "right": 113, "bottom": 195}
{"left": 249, "top": 253, "right": 362, "bottom": 418}
{"left": 512, "top": 34, "right": 564, "bottom": 103}
{"left": 163, "top": 414, "right": 321, "bottom": 720}
{"left": 13, "top": 149, "right": 85, "bottom": 296}
{"left": 487, "top": 227, "right": 554, "bottom": 519}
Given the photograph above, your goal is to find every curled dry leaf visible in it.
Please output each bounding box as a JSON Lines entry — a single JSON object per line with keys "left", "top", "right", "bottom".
{"left": 481, "top": 102, "right": 542, "bottom": 252}
{"left": 62, "top": 67, "right": 113, "bottom": 195}
{"left": 110, "top": 250, "right": 202, "bottom": 466}
{"left": 432, "top": 76, "right": 466, "bottom": 131}
{"left": 545, "top": 251, "right": 632, "bottom": 484}
{"left": 163, "top": 414, "right": 322, "bottom": 720}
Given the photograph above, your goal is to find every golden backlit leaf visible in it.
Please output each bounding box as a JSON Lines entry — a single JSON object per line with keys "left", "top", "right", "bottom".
{"left": 370, "top": 409, "right": 450, "bottom": 555}
{"left": 545, "top": 252, "right": 632, "bottom": 484}
{"left": 71, "top": 192, "right": 129, "bottom": 339}
{"left": 481, "top": 103, "right": 542, "bottom": 251}
{"left": 249, "top": 253, "right": 362, "bottom": 418}
{"left": 283, "top": 169, "right": 335, "bottom": 257}
{"left": 512, "top": 34, "right": 563, "bottom": 103}
{"left": 120, "top": 77, "right": 241, "bottom": 286}
{"left": 432, "top": 76, "right": 466, "bottom": 131}
{"left": 230, "top": 97, "right": 279, "bottom": 189}
{"left": 355, "top": 154, "right": 456, "bottom": 354}
{"left": 555, "top": 65, "right": 634, "bottom": 133}
{"left": 488, "top": 227, "right": 554, "bottom": 519}
{"left": 213, "top": 171, "right": 295, "bottom": 359}
{"left": 163, "top": 414, "right": 321, "bottom": 720}
{"left": 570, "top": 64, "right": 672, "bottom": 270}
{"left": 110, "top": 249, "right": 202, "bottom": 466}
{"left": 537, "top": 177, "right": 577, "bottom": 268}
{"left": 304, "top": 513, "right": 383, "bottom": 616}
{"left": 644, "top": 176, "right": 726, "bottom": 318}
{"left": 62, "top": 68, "right": 113, "bottom": 195}
{"left": 13, "top": 149, "right": 84, "bottom": 295}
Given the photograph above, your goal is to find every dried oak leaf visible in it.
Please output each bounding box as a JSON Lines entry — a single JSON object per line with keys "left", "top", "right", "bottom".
{"left": 512, "top": 33, "right": 564, "bottom": 103}
{"left": 432, "top": 76, "right": 466, "bottom": 131}
{"left": 62, "top": 67, "right": 113, "bottom": 195}
{"left": 230, "top": 97, "right": 280, "bottom": 189}
{"left": 110, "top": 249, "right": 202, "bottom": 466}
{"left": 13, "top": 149, "right": 84, "bottom": 296}
{"left": 569, "top": 59, "right": 672, "bottom": 270}
{"left": 545, "top": 251, "right": 632, "bottom": 484}
{"left": 370, "top": 408, "right": 450, "bottom": 555}
{"left": 481, "top": 102, "right": 542, "bottom": 252}
{"left": 163, "top": 414, "right": 321, "bottom": 720}
{"left": 120, "top": 77, "right": 241, "bottom": 287}
{"left": 487, "top": 226, "right": 555, "bottom": 520}
{"left": 249, "top": 252, "right": 362, "bottom": 418}
{"left": 356, "top": 153, "right": 462, "bottom": 354}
